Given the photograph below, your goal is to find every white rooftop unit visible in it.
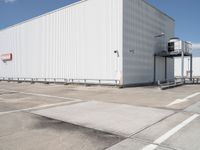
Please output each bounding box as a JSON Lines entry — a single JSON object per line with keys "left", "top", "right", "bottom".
{"left": 168, "top": 38, "right": 192, "bottom": 53}
{"left": 0, "top": 0, "right": 175, "bottom": 86}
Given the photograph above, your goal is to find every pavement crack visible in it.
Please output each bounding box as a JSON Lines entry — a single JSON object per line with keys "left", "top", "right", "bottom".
{"left": 128, "top": 111, "right": 178, "bottom": 138}
{"left": 132, "top": 137, "right": 179, "bottom": 150}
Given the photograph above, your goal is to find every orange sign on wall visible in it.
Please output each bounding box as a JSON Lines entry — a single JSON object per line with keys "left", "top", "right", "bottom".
{"left": 1, "top": 53, "right": 12, "bottom": 61}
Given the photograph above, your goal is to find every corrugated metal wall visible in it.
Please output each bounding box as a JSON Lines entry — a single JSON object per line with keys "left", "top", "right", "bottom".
{"left": 0, "top": 0, "right": 123, "bottom": 84}
{"left": 0, "top": 0, "right": 175, "bottom": 85}
{"left": 123, "top": 0, "right": 175, "bottom": 85}
{"left": 175, "top": 57, "right": 200, "bottom": 77}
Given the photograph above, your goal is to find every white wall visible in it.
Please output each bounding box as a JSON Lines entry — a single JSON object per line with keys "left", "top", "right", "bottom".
{"left": 0, "top": 0, "right": 175, "bottom": 85}
{"left": 0, "top": 0, "right": 123, "bottom": 84}
{"left": 175, "top": 57, "right": 200, "bottom": 77}
{"left": 123, "top": 0, "right": 174, "bottom": 85}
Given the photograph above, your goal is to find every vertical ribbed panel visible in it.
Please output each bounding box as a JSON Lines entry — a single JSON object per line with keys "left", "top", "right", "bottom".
{"left": 0, "top": 0, "right": 123, "bottom": 84}
{"left": 123, "top": 0, "right": 174, "bottom": 84}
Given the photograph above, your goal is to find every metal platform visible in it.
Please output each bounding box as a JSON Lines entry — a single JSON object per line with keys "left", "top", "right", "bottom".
{"left": 155, "top": 51, "right": 192, "bottom": 57}
{"left": 154, "top": 51, "right": 193, "bottom": 84}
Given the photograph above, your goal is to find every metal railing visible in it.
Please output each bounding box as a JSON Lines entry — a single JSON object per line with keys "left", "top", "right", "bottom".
{"left": 0, "top": 77, "right": 121, "bottom": 86}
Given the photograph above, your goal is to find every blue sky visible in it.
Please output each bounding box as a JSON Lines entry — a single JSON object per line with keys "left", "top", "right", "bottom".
{"left": 147, "top": 0, "right": 200, "bottom": 52}
{"left": 0, "top": 0, "right": 199, "bottom": 51}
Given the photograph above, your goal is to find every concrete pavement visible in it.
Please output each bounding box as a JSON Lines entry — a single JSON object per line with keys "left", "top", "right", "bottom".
{"left": 32, "top": 101, "right": 174, "bottom": 137}
{"left": 0, "top": 81, "right": 200, "bottom": 150}
{"left": 0, "top": 112, "right": 123, "bottom": 150}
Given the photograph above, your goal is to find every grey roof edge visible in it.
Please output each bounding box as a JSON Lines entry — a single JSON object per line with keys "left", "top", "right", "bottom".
{"left": 142, "top": 0, "right": 175, "bottom": 22}
{"left": 0, "top": 0, "right": 88, "bottom": 32}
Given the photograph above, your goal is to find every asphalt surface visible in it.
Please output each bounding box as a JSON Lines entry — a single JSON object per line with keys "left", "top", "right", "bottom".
{"left": 0, "top": 81, "right": 200, "bottom": 150}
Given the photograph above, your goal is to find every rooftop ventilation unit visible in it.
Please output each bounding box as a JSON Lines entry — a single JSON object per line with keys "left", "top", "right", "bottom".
{"left": 168, "top": 38, "right": 192, "bottom": 53}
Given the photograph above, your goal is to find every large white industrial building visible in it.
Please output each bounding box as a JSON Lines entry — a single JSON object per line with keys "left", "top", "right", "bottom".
{"left": 0, "top": 0, "right": 175, "bottom": 86}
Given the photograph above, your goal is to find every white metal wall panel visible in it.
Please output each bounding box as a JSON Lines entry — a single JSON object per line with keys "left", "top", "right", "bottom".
{"left": 0, "top": 0, "right": 123, "bottom": 84}
{"left": 123, "top": 0, "right": 174, "bottom": 85}
{"left": 175, "top": 57, "right": 200, "bottom": 77}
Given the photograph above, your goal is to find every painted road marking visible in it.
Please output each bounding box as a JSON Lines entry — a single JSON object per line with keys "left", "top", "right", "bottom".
{"left": 0, "top": 100, "right": 83, "bottom": 116}
{"left": 0, "top": 89, "right": 83, "bottom": 101}
{"left": 0, "top": 97, "right": 31, "bottom": 103}
{"left": 141, "top": 114, "right": 199, "bottom": 150}
{"left": 141, "top": 144, "right": 158, "bottom": 150}
{"left": 167, "top": 92, "right": 200, "bottom": 106}
{"left": 48, "top": 84, "right": 65, "bottom": 88}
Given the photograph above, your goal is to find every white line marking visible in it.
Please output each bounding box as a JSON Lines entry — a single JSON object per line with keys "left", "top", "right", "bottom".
{"left": 141, "top": 114, "right": 199, "bottom": 150}
{"left": 167, "top": 92, "right": 200, "bottom": 106}
{"left": 0, "top": 89, "right": 83, "bottom": 101}
{"left": 0, "top": 97, "right": 31, "bottom": 103}
{"left": 141, "top": 144, "right": 157, "bottom": 150}
{"left": 48, "top": 84, "right": 65, "bottom": 88}
{"left": 0, "top": 100, "right": 83, "bottom": 116}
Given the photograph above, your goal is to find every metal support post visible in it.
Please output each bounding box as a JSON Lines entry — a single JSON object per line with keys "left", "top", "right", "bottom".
{"left": 165, "top": 57, "right": 167, "bottom": 81}
{"left": 190, "top": 55, "right": 193, "bottom": 81}
{"left": 181, "top": 51, "right": 184, "bottom": 81}
{"left": 154, "top": 55, "right": 156, "bottom": 83}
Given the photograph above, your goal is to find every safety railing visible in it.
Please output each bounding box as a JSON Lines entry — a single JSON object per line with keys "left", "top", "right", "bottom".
{"left": 0, "top": 77, "right": 121, "bottom": 86}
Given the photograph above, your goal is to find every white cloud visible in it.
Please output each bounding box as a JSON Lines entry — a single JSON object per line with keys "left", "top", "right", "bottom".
{"left": 1, "top": 0, "right": 16, "bottom": 3}
{"left": 193, "top": 43, "right": 200, "bottom": 50}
